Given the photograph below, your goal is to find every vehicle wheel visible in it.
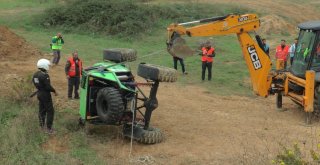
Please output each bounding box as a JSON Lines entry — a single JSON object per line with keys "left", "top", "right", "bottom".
{"left": 103, "top": 48, "right": 137, "bottom": 63}
{"left": 137, "top": 63, "right": 178, "bottom": 82}
{"left": 96, "top": 87, "right": 124, "bottom": 123}
{"left": 276, "top": 92, "right": 282, "bottom": 109}
{"left": 137, "top": 127, "right": 164, "bottom": 144}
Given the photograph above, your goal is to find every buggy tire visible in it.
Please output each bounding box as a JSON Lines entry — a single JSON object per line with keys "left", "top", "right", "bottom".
{"left": 96, "top": 87, "right": 124, "bottom": 123}
{"left": 137, "top": 127, "right": 164, "bottom": 144}
{"left": 103, "top": 48, "right": 137, "bottom": 63}
{"left": 137, "top": 63, "right": 178, "bottom": 82}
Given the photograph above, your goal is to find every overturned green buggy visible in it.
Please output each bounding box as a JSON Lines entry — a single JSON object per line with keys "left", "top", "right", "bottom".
{"left": 78, "top": 48, "right": 177, "bottom": 144}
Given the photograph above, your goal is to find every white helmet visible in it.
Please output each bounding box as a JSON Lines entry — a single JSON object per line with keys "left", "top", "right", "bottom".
{"left": 37, "top": 59, "right": 51, "bottom": 71}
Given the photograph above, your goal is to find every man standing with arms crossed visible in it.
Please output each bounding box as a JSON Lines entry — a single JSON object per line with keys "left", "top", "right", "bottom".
{"left": 275, "top": 39, "right": 289, "bottom": 69}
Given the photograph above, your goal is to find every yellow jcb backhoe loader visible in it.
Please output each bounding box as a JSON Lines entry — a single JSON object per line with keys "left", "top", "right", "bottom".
{"left": 167, "top": 14, "right": 320, "bottom": 123}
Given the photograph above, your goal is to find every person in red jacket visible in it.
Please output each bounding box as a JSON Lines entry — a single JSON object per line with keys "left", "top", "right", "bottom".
{"left": 65, "top": 51, "right": 82, "bottom": 99}
{"left": 275, "top": 39, "right": 290, "bottom": 69}
{"left": 201, "top": 41, "right": 215, "bottom": 81}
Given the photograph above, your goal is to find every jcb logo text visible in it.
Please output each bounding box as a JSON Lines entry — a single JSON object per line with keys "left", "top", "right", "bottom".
{"left": 247, "top": 45, "right": 262, "bottom": 70}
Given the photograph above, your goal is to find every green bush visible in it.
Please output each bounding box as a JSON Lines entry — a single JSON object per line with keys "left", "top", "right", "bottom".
{"left": 36, "top": 0, "right": 253, "bottom": 37}
{"left": 273, "top": 144, "right": 306, "bottom": 165}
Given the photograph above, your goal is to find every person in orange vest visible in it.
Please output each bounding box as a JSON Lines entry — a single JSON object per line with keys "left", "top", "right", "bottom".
{"left": 275, "top": 39, "right": 290, "bottom": 69}
{"left": 200, "top": 41, "right": 215, "bottom": 81}
{"left": 65, "top": 50, "right": 82, "bottom": 99}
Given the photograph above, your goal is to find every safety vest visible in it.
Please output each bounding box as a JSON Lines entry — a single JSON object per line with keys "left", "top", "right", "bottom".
{"left": 51, "top": 36, "right": 63, "bottom": 50}
{"left": 275, "top": 45, "right": 289, "bottom": 61}
{"left": 202, "top": 47, "right": 214, "bottom": 62}
{"left": 68, "top": 57, "right": 82, "bottom": 77}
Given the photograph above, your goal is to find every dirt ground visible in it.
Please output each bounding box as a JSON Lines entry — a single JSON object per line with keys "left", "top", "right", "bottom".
{"left": 1, "top": 6, "right": 320, "bottom": 163}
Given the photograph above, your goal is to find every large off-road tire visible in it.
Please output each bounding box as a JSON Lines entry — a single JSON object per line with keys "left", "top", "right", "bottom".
{"left": 137, "top": 63, "right": 178, "bottom": 82}
{"left": 103, "top": 48, "right": 137, "bottom": 63}
{"left": 137, "top": 127, "right": 164, "bottom": 144}
{"left": 96, "top": 87, "right": 124, "bottom": 123}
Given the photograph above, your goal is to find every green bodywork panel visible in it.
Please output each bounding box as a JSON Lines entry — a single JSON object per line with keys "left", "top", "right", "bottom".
{"left": 79, "top": 61, "right": 135, "bottom": 119}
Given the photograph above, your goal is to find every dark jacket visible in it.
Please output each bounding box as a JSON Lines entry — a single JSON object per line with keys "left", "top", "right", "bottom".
{"left": 32, "top": 69, "right": 56, "bottom": 93}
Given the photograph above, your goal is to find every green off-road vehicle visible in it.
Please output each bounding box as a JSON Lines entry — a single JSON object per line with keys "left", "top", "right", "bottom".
{"left": 78, "top": 48, "right": 177, "bottom": 144}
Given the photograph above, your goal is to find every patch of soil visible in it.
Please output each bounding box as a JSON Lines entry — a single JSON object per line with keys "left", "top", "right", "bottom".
{"left": 42, "top": 135, "right": 69, "bottom": 153}
{"left": 258, "top": 15, "right": 297, "bottom": 35}
{"left": 0, "top": 26, "right": 42, "bottom": 61}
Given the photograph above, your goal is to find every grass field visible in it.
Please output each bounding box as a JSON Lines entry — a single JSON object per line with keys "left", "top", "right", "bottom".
{"left": 0, "top": 99, "right": 106, "bottom": 164}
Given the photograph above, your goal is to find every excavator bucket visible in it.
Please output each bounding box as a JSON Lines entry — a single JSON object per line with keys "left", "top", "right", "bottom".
{"left": 167, "top": 32, "right": 195, "bottom": 59}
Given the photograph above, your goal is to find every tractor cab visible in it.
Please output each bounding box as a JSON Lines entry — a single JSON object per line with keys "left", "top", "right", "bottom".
{"left": 290, "top": 21, "right": 320, "bottom": 80}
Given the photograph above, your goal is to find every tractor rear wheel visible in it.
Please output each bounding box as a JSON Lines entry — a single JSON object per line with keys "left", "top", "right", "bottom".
{"left": 96, "top": 87, "right": 124, "bottom": 123}
{"left": 137, "top": 63, "right": 178, "bottom": 82}
{"left": 103, "top": 48, "right": 137, "bottom": 63}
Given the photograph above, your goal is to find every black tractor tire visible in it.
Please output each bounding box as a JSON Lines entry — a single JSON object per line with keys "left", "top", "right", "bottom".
{"left": 96, "top": 87, "right": 124, "bottom": 123}
{"left": 137, "top": 127, "right": 164, "bottom": 144}
{"left": 137, "top": 63, "right": 178, "bottom": 82}
{"left": 103, "top": 48, "right": 137, "bottom": 63}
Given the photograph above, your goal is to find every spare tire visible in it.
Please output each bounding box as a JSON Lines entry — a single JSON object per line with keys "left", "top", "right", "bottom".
{"left": 103, "top": 48, "right": 137, "bottom": 63}
{"left": 96, "top": 87, "right": 124, "bottom": 123}
{"left": 137, "top": 63, "right": 178, "bottom": 82}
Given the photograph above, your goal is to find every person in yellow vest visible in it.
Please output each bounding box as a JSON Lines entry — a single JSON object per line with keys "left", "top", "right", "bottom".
{"left": 51, "top": 32, "right": 64, "bottom": 65}
{"left": 200, "top": 41, "right": 215, "bottom": 81}
{"left": 65, "top": 51, "right": 82, "bottom": 99}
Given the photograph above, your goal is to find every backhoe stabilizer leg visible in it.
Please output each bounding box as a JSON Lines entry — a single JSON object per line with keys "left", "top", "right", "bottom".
{"left": 304, "top": 71, "right": 315, "bottom": 113}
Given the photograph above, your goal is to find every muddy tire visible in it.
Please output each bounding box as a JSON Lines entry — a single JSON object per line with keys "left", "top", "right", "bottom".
{"left": 137, "top": 127, "right": 164, "bottom": 144}
{"left": 103, "top": 48, "right": 137, "bottom": 63}
{"left": 96, "top": 87, "right": 124, "bottom": 123}
{"left": 137, "top": 63, "right": 178, "bottom": 82}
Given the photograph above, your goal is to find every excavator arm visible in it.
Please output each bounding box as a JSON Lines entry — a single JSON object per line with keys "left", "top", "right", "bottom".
{"left": 167, "top": 14, "right": 273, "bottom": 97}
